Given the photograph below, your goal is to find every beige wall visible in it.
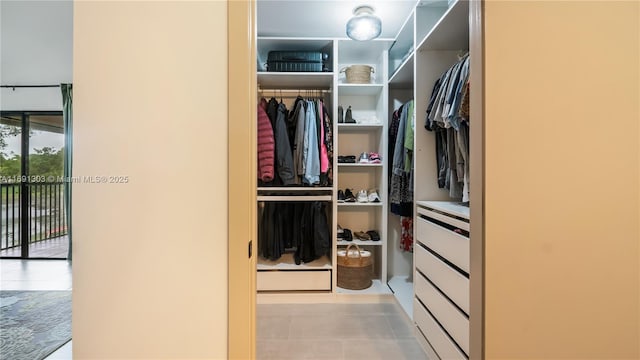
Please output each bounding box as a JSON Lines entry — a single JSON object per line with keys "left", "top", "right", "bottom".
{"left": 484, "top": 1, "right": 639, "bottom": 359}
{"left": 73, "top": 2, "right": 228, "bottom": 358}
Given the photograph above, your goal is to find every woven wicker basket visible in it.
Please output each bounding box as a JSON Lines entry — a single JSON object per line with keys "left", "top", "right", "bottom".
{"left": 341, "top": 65, "right": 374, "bottom": 84}
{"left": 337, "top": 244, "right": 373, "bottom": 290}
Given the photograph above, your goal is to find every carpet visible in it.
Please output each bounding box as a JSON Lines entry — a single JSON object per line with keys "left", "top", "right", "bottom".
{"left": 1, "top": 290, "right": 72, "bottom": 360}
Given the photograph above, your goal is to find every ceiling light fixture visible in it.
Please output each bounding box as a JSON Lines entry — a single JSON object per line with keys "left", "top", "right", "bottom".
{"left": 346, "top": 5, "right": 382, "bottom": 41}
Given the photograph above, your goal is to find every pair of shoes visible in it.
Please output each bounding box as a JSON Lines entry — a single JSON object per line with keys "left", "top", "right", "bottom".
{"left": 358, "top": 152, "right": 382, "bottom": 164}
{"left": 367, "top": 230, "right": 380, "bottom": 241}
{"left": 354, "top": 189, "right": 381, "bottom": 203}
{"left": 353, "top": 230, "right": 381, "bottom": 241}
{"left": 338, "top": 155, "right": 356, "bottom": 163}
{"left": 338, "top": 226, "right": 353, "bottom": 241}
{"left": 340, "top": 188, "right": 356, "bottom": 202}
{"left": 368, "top": 189, "right": 381, "bottom": 203}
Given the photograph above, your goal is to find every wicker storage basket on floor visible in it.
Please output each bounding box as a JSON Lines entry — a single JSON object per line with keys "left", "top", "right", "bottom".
{"left": 341, "top": 65, "right": 374, "bottom": 84}
{"left": 337, "top": 244, "right": 373, "bottom": 290}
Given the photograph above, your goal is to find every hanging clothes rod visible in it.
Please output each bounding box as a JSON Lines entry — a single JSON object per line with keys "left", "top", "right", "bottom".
{"left": 1, "top": 84, "right": 61, "bottom": 90}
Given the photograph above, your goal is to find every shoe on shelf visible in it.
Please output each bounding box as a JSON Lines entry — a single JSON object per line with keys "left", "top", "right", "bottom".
{"left": 367, "top": 230, "right": 381, "bottom": 241}
{"left": 342, "top": 228, "right": 353, "bottom": 241}
{"left": 337, "top": 190, "right": 345, "bottom": 202}
{"left": 344, "top": 189, "right": 357, "bottom": 202}
{"left": 338, "top": 105, "right": 344, "bottom": 123}
{"left": 358, "top": 152, "right": 370, "bottom": 164}
{"left": 345, "top": 106, "right": 356, "bottom": 123}
{"left": 356, "top": 189, "right": 368, "bottom": 203}
{"left": 368, "top": 152, "right": 381, "bottom": 164}
{"left": 337, "top": 224, "right": 344, "bottom": 235}
{"left": 354, "top": 231, "right": 371, "bottom": 240}
{"left": 367, "top": 189, "right": 381, "bottom": 203}
{"left": 338, "top": 155, "right": 356, "bottom": 163}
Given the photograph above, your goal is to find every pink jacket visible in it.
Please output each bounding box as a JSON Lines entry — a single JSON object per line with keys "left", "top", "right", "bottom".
{"left": 257, "top": 100, "right": 275, "bottom": 182}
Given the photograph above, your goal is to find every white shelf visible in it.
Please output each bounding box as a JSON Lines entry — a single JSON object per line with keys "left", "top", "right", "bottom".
{"left": 257, "top": 195, "right": 332, "bottom": 202}
{"left": 388, "top": 53, "right": 414, "bottom": 89}
{"left": 258, "top": 253, "right": 332, "bottom": 270}
{"left": 337, "top": 163, "right": 383, "bottom": 167}
{"left": 258, "top": 187, "right": 333, "bottom": 192}
{"left": 417, "top": 0, "right": 470, "bottom": 51}
{"left": 416, "top": 200, "right": 469, "bottom": 220}
{"left": 337, "top": 239, "right": 383, "bottom": 246}
{"left": 337, "top": 123, "right": 383, "bottom": 131}
{"left": 338, "top": 202, "right": 383, "bottom": 207}
{"left": 338, "top": 83, "right": 384, "bottom": 95}
{"left": 257, "top": 72, "right": 334, "bottom": 89}
{"left": 388, "top": 275, "right": 414, "bottom": 320}
{"left": 337, "top": 279, "right": 393, "bottom": 294}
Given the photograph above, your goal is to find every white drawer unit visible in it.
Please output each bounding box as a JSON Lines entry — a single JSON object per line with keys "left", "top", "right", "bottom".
{"left": 414, "top": 299, "right": 467, "bottom": 360}
{"left": 414, "top": 201, "right": 470, "bottom": 359}
{"left": 257, "top": 253, "right": 333, "bottom": 292}
{"left": 257, "top": 270, "right": 332, "bottom": 291}
{"left": 415, "top": 242, "right": 469, "bottom": 314}
{"left": 415, "top": 271, "right": 469, "bottom": 355}
{"left": 416, "top": 216, "right": 469, "bottom": 273}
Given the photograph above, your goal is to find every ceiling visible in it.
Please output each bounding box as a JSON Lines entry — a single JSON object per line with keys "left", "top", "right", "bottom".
{"left": 257, "top": 0, "right": 419, "bottom": 39}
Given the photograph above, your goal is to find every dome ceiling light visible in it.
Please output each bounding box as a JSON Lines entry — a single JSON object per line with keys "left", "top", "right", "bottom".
{"left": 346, "top": 5, "right": 382, "bottom": 41}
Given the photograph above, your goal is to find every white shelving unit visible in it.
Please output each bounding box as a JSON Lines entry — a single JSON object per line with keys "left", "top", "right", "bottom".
{"left": 256, "top": 37, "right": 337, "bottom": 293}
{"left": 335, "top": 39, "right": 390, "bottom": 294}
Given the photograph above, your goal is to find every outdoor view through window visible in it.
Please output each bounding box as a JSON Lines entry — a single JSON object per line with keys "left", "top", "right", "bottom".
{"left": 0, "top": 114, "right": 68, "bottom": 258}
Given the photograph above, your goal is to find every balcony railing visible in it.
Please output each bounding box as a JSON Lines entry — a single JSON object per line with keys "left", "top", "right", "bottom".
{"left": 1, "top": 182, "right": 68, "bottom": 251}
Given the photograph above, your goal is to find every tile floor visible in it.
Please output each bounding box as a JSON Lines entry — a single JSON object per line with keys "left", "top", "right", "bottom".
{"left": 2, "top": 260, "right": 426, "bottom": 360}
{"left": 257, "top": 303, "right": 427, "bottom": 360}
{"left": 0, "top": 259, "right": 73, "bottom": 359}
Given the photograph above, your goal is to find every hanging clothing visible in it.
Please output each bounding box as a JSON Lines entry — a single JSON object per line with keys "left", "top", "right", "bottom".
{"left": 259, "top": 95, "right": 332, "bottom": 187}
{"left": 258, "top": 201, "right": 330, "bottom": 263}
{"left": 388, "top": 107, "right": 402, "bottom": 185}
{"left": 321, "top": 102, "right": 334, "bottom": 186}
{"left": 257, "top": 100, "right": 275, "bottom": 182}
{"left": 400, "top": 216, "right": 414, "bottom": 253}
{"left": 318, "top": 100, "right": 329, "bottom": 177}
{"left": 424, "top": 55, "right": 471, "bottom": 202}
{"left": 266, "top": 97, "right": 279, "bottom": 129}
{"left": 390, "top": 101, "right": 414, "bottom": 217}
{"left": 303, "top": 100, "right": 320, "bottom": 185}
{"left": 274, "top": 102, "right": 296, "bottom": 185}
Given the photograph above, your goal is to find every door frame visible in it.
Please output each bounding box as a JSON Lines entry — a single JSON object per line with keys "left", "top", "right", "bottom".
{"left": 227, "top": 0, "right": 257, "bottom": 359}
{"left": 227, "top": 0, "right": 484, "bottom": 358}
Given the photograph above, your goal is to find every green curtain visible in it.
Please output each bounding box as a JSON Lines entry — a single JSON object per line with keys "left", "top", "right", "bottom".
{"left": 61, "top": 84, "right": 73, "bottom": 261}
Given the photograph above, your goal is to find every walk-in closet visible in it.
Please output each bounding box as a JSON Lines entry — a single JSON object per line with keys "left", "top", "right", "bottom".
{"left": 255, "top": 1, "right": 480, "bottom": 358}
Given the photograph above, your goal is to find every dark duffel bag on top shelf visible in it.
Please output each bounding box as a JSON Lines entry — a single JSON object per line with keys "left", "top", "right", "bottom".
{"left": 267, "top": 51, "right": 329, "bottom": 72}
